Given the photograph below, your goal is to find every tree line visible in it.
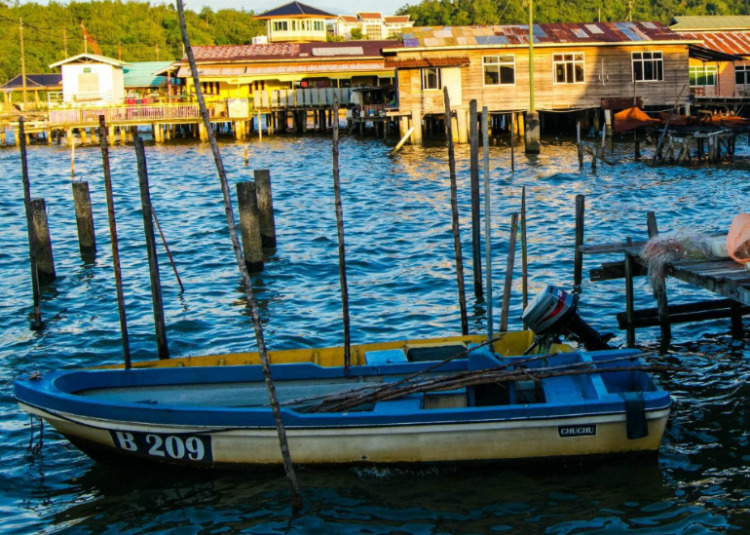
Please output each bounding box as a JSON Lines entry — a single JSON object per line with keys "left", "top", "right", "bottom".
{"left": 396, "top": 0, "right": 743, "bottom": 27}
{"left": 0, "top": 1, "right": 265, "bottom": 84}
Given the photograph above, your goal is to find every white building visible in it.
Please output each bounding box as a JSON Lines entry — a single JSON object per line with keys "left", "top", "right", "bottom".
{"left": 49, "top": 53, "right": 128, "bottom": 105}
{"left": 334, "top": 12, "right": 413, "bottom": 40}
{"left": 254, "top": 1, "right": 335, "bottom": 43}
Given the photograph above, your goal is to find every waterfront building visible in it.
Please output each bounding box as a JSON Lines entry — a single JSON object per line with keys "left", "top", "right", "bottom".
{"left": 382, "top": 22, "right": 698, "bottom": 143}
{"left": 254, "top": 1, "right": 334, "bottom": 43}
{"left": 670, "top": 16, "right": 750, "bottom": 101}
{"left": 334, "top": 12, "right": 414, "bottom": 40}
{"left": 49, "top": 53, "right": 129, "bottom": 106}
{"left": 1, "top": 73, "right": 61, "bottom": 109}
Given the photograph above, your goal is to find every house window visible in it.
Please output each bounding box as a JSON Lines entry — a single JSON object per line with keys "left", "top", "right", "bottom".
{"left": 736, "top": 65, "right": 750, "bottom": 85}
{"left": 421, "top": 67, "right": 441, "bottom": 90}
{"left": 314, "top": 21, "right": 324, "bottom": 31}
{"left": 483, "top": 55, "right": 515, "bottom": 85}
{"left": 632, "top": 51, "right": 663, "bottom": 82}
{"left": 553, "top": 53, "right": 585, "bottom": 84}
{"left": 273, "top": 21, "right": 288, "bottom": 31}
{"left": 690, "top": 65, "right": 717, "bottom": 87}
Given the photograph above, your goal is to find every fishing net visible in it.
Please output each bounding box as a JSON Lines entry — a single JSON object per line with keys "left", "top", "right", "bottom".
{"left": 641, "top": 232, "right": 726, "bottom": 288}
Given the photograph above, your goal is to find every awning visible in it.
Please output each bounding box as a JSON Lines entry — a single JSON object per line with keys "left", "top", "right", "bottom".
{"left": 688, "top": 44, "right": 743, "bottom": 62}
{"left": 384, "top": 56, "right": 470, "bottom": 69}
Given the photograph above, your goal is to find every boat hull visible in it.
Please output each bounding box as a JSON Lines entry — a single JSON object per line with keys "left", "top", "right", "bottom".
{"left": 19, "top": 405, "right": 669, "bottom": 467}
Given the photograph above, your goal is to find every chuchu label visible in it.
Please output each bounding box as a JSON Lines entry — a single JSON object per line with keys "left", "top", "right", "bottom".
{"left": 558, "top": 425, "right": 597, "bottom": 437}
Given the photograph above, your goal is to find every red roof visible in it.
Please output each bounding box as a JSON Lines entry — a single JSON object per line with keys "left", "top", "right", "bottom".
{"left": 358, "top": 12, "right": 383, "bottom": 20}
{"left": 678, "top": 31, "right": 750, "bottom": 57}
{"left": 186, "top": 41, "right": 401, "bottom": 63}
{"left": 384, "top": 16, "right": 410, "bottom": 23}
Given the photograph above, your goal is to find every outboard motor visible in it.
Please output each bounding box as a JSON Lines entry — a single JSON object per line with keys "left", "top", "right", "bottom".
{"left": 522, "top": 285, "right": 611, "bottom": 350}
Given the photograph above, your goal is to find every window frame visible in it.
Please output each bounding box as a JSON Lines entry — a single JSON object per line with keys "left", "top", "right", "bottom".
{"left": 482, "top": 55, "right": 516, "bottom": 86}
{"left": 689, "top": 64, "right": 718, "bottom": 87}
{"left": 273, "top": 20, "right": 288, "bottom": 32}
{"left": 553, "top": 53, "right": 585, "bottom": 84}
{"left": 632, "top": 51, "right": 664, "bottom": 83}
{"left": 736, "top": 64, "right": 750, "bottom": 86}
{"left": 421, "top": 67, "right": 442, "bottom": 91}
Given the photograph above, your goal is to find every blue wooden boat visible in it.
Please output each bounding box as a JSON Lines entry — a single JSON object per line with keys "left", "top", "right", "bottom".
{"left": 15, "top": 344, "right": 670, "bottom": 467}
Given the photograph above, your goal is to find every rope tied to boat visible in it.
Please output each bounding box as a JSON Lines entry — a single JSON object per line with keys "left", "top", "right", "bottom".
{"left": 27, "top": 415, "right": 44, "bottom": 455}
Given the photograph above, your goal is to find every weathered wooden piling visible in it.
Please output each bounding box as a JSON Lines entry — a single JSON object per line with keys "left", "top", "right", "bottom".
{"left": 482, "top": 106, "right": 493, "bottom": 338}
{"left": 18, "top": 117, "right": 43, "bottom": 329}
{"left": 444, "top": 87, "right": 469, "bottom": 336}
{"left": 254, "top": 169, "right": 276, "bottom": 248}
{"left": 236, "top": 181, "right": 264, "bottom": 272}
{"left": 71, "top": 181, "right": 96, "bottom": 260}
{"left": 30, "top": 198, "right": 55, "bottom": 283}
{"left": 469, "top": 100, "right": 482, "bottom": 299}
{"left": 500, "top": 212, "right": 519, "bottom": 332}
{"left": 134, "top": 135, "right": 169, "bottom": 359}
{"left": 98, "top": 116, "right": 131, "bottom": 366}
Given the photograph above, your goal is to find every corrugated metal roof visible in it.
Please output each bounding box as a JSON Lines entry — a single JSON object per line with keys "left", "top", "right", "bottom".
{"left": 400, "top": 22, "right": 689, "bottom": 49}
{"left": 123, "top": 61, "right": 174, "bottom": 88}
{"left": 679, "top": 31, "right": 750, "bottom": 57}
{"left": 0, "top": 73, "right": 62, "bottom": 91}
{"left": 255, "top": 1, "right": 335, "bottom": 19}
{"left": 384, "top": 56, "right": 470, "bottom": 69}
{"left": 189, "top": 40, "right": 400, "bottom": 63}
{"left": 177, "top": 61, "right": 388, "bottom": 78}
{"left": 671, "top": 16, "right": 750, "bottom": 31}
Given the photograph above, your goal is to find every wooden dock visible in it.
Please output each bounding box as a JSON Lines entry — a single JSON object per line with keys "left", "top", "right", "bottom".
{"left": 574, "top": 195, "right": 749, "bottom": 348}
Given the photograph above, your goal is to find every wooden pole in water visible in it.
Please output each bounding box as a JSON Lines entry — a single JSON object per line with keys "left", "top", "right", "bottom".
{"left": 500, "top": 212, "right": 519, "bottom": 332}
{"left": 71, "top": 136, "right": 75, "bottom": 177}
{"left": 151, "top": 206, "right": 185, "bottom": 293}
{"left": 482, "top": 106, "right": 493, "bottom": 340}
{"left": 253, "top": 169, "right": 277, "bottom": 248}
{"left": 175, "top": 0, "right": 301, "bottom": 510}
{"left": 30, "top": 198, "right": 55, "bottom": 284}
{"left": 134, "top": 135, "right": 169, "bottom": 360}
{"left": 332, "top": 95, "right": 352, "bottom": 372}
{"left": 520, "top": 186, "right": 528, "bottom": 319}
{"left": 469, "top": 100, "right": 483, "bottom": 299}
{"left": 18, "top": 117, "right": 43, "bottom": 330}
{"left": 573, "top": 194, "right": 585, "bottom": 294}
{"left": 444, "top": 87, "right": 469, "bottom": 336}
{"left": 510, "top": 113, "right": 515, "bottom": 172}
{"left": 72, "top": 181, "right": 96, "bottom": 261}
{"left": 98, "top": 115, "right": 130, "bottom": 367}
{"left": 236, "top": 181, "right": 264, "bottom": 273}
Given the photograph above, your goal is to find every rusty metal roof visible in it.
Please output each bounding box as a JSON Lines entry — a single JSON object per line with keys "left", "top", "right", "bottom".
{"left": 384, "top": 56, "right": 470, "bottom": 69}
{"left": 177, "top": 61, "right": 388, "bottom": 78}
{"left": 188, "top": 40, "right": 401, "bottom": 63}
{"left": 679, "top": 31, "right": 750, "bottom": 57}
{"left": 399, "top": 22, "right": 690, "bottom": 49}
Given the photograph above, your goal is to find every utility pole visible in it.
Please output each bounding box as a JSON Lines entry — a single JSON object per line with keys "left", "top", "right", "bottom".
{"left": 19, "top": 18, "right": 27, "bottom": 106}
{"left": 63, "top": 27, "right": 68, "bottom": 56}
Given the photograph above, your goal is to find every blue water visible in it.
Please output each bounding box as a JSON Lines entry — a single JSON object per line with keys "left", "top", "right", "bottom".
{"left": 2, "top": 132, "right": 750, "bottom": 533}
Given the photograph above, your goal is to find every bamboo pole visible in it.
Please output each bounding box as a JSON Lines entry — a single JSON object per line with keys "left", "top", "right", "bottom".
{"left": 134, "top": 136, "right": 169, "bottom": 359}
{"left": 175, "top": 0, "right": 301, "bottom": 510}
{"left": 500, "top": 212, "right": 519, "bottom": 332}
{"left": 469, "top": 100, "right": 483, "bottom": 299}
{"left": 18, "top": 117, "right": 43, "bottom": 330}
{"left": 98, "top": 115, "right": 130, "bottom": 367}
{"left": 332, "top": 95, "right": 352, "bottom": 373}
{"left": 521, "top": 187, "right": 528, "bottom": 320}
{"left": 390, "top": 126, "right": 414, "bottom": 155}
{"left": 151, "top": 206, "right": 184, "bottom": 293}
{"left": 482, "top": 106, "right": 493, "bottom": 340}
{"left": 443, "top": 87, "right": 469, "bottom": 336}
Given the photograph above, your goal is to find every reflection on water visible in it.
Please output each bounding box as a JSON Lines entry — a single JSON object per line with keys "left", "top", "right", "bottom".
{"left": 2, "top": 135, "right": 750, "bottom": 532}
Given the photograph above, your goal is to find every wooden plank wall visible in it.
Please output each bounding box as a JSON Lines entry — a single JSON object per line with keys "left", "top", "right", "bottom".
{"left": 395, "top": 44, "right": 690, "bottom": 114}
